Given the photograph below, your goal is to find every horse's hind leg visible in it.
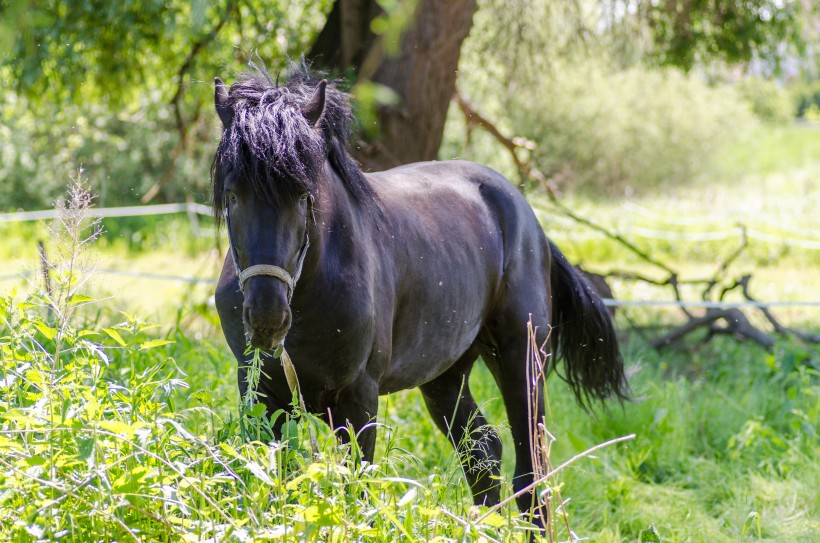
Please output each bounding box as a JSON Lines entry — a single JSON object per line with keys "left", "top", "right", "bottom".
{"left": 420, "top": 348, "right": 503, "bottom": 505}
{"left": 480, "top": 296, "right": 550, "bottom": 525}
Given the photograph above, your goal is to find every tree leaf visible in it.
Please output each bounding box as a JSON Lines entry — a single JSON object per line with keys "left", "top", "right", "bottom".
{"left": 139, "top": 339, "right": 173, "bottom": 350}
{"left": 103, "top": 328, "right": 126, "bottom": 346}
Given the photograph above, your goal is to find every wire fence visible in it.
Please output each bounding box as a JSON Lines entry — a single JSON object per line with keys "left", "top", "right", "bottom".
{"left": 2, "top": 203, "right": 819, "bottom": 311}
{"left": 533, "top": 209, "right": 820, "bottom": 249}
{"left": 0, "top": 203, "right": 212, "bottom": 223}
{"left": 3, "top": 203, "right": 819, "bottom": 248}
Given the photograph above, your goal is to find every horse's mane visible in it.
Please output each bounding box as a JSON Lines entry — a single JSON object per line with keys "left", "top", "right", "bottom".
{"left": 211, "top": 62, "right": 375, "bottom": 223}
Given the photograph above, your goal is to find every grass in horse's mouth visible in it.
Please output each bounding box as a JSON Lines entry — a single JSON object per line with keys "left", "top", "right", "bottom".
{"left": 247, "top": 326, "right": 286, "bottom": 350}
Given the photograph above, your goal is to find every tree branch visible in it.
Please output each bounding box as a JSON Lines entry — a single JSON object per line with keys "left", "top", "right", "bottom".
{"left": 143, "top": 0, "right": 236, "bottom": 204}
{"left": 739, "top": 275, "right": 820, "bottom": 344}
{"left": 651, "top": 308, "right": 775, "bottom": 350}
{"left": 454, "top": 91, "right": 556, "bottom": 195}
{"left": 169, "top": 0, "right": 237, "bottom": 128}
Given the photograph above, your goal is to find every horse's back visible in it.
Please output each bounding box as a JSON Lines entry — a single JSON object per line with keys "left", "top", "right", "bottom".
{"left": 369, "top": 160, "right": 548, "bottom": 275}
{"left": 369, "top": 160, "right": 524, "bottom": 206}
{"left": 369, "top": 160, "right": 539, "bottom": 238}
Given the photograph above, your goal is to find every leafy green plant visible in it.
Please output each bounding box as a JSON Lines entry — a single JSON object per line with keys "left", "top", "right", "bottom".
{"left": 640, "top": 524, "right": 662, "bottom": 543}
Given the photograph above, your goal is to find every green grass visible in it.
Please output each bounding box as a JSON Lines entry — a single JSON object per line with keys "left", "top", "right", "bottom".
{"left": 2, "top": 281, "right": 816, "bottom": 542}
{"left": 713, "top": 123, "right": 820, "bottom": 179}
{"left": 379, "top": 334, "right": 819, "bottom": 543}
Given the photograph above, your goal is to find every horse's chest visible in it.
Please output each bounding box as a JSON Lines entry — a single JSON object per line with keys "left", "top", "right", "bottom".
{"left": 287, "top": 308, "right": 376, "bottom": 386}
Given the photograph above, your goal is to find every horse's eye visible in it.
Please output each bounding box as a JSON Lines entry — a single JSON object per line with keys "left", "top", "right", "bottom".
{"left": 226, "top": 191, "right": 237, "bottom": 205}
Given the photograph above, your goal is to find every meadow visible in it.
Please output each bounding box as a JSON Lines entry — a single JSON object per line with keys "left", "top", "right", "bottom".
{"left": 0, "top": 125, "right": 818, "bottom": 542}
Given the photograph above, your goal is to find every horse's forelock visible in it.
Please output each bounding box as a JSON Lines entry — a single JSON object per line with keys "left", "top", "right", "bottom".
{"left": 211, "top": 63, "right": 376, "bottom": 223}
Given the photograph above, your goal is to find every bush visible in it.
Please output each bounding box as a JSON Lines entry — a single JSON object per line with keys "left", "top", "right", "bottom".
{"left": 450, "top": 55, "right": 756, "bottom": 196}
{"left": 790, "top": 79, "right": 820, "bottom": 120}
{"left": 735, "top": 77, "right": 795, "bottom": 124}
{"left": 0, "top": 91, "right": 214, "bottom": 212}
{"left": 448, "top": 1, "right": 760, "bottom": 196}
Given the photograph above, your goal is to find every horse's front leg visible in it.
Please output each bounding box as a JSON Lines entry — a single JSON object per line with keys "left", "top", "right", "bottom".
{"left": 327, "top": 375, "right": 380, "bottom": 463}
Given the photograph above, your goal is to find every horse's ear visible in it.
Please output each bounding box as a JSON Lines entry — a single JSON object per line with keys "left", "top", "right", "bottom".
{"left": 302, "top": 79, "right": 327, "bottom": 126}
{"left": 214, "top": 77, "right": 233, "bottom": 128}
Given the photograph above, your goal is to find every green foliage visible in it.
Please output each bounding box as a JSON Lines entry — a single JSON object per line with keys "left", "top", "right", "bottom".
{"left": 640, "top": 525, "right": 662, "bottom": 543}
{"left": 0, "top": 92, "right": 213, "bottom": 211}
{"left": 735, "top": 78, "right": 795, "bottom": 124}
{"left": 791, "top": 79, "right": 820, "bottom": 120}
{"left": 0, "top": 0, "right": 331, "bottom": 106}
{"left": 641, "top": 0, "right": 807, "bottom": 71}
{"left": 0, "top": 0, "right": 331, "bottom": 210}
{"left": 0, "top": 291, "right": 542, "bottom": 541}
{"left": 444, "top": 0, "right": 820, "bottom": 196}
{"left": 521, "top": 335, "right": 819, "bottom": 543}
{"left": 451, "top": 54, "right": 756, "bottom": 195}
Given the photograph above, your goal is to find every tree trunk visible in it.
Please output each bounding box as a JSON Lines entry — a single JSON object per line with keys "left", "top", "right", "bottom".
{"left": 308, "top": 0, "right": 478, "bottom": 171}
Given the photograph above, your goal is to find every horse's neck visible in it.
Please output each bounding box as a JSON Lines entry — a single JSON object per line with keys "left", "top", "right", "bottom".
{"left": 307, "top": 165, "right": 370, "bottom": 274}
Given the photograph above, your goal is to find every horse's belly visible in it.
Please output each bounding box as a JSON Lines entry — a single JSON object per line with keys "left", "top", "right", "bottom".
{"left": 378, "top": 284, "right": 489, "bottom": 393}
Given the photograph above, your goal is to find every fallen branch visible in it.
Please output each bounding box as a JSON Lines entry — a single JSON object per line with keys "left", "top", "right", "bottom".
{"left": 650, "top": 308, "right": 775, "bottom": 349}
{"left": 738, "top": 275, "right": 820, "bottom": 344}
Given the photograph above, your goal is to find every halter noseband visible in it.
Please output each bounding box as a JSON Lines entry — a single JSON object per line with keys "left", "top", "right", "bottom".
{"left": 225, "top": 195, "right": 314, "bottom": 301}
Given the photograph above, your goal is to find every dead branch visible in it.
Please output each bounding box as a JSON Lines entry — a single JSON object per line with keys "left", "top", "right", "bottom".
{"left": 650, "top": 308, "right": 775, "bottom": 350}
{"left": 739, "top": 275, "right": 820, "bottom": 344}
{"left": 454, "top": 92, "right": 558, "bottom": 197}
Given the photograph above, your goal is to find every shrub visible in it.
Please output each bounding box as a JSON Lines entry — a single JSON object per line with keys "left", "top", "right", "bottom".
{"left": 0, "top": 91, "right": 213, "bottom": 212}
{"left": 735, "top": 77, "right": 795, "bottom": 124}
{"left": 450, "top": 56, "right": 756, "bottom": 196}
{"left": 790, "top": 79, "right": 820, "bottom": 120}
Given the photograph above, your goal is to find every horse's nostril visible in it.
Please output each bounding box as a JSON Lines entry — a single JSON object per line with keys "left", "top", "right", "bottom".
{"left": 243, "top": 305, "right": 290, "bottom": 332}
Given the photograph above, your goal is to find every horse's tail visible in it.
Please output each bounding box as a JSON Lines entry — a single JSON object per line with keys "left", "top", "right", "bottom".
{"left": 548, "top": 241, "right": 629, "bottom": 407}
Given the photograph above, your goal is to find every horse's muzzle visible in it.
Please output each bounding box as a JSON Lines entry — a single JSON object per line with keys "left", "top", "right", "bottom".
{"left": 243, "top": 304, "right": 291, "bottom": 349}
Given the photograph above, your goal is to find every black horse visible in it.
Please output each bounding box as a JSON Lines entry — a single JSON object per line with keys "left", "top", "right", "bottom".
{"left": 212, "top": 65, "right": 628, "bottom": 521}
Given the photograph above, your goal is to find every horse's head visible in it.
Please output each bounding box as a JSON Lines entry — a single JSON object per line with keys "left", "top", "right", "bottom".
{"left": 212, "top": 73, "right": 327, "bottom": 350}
